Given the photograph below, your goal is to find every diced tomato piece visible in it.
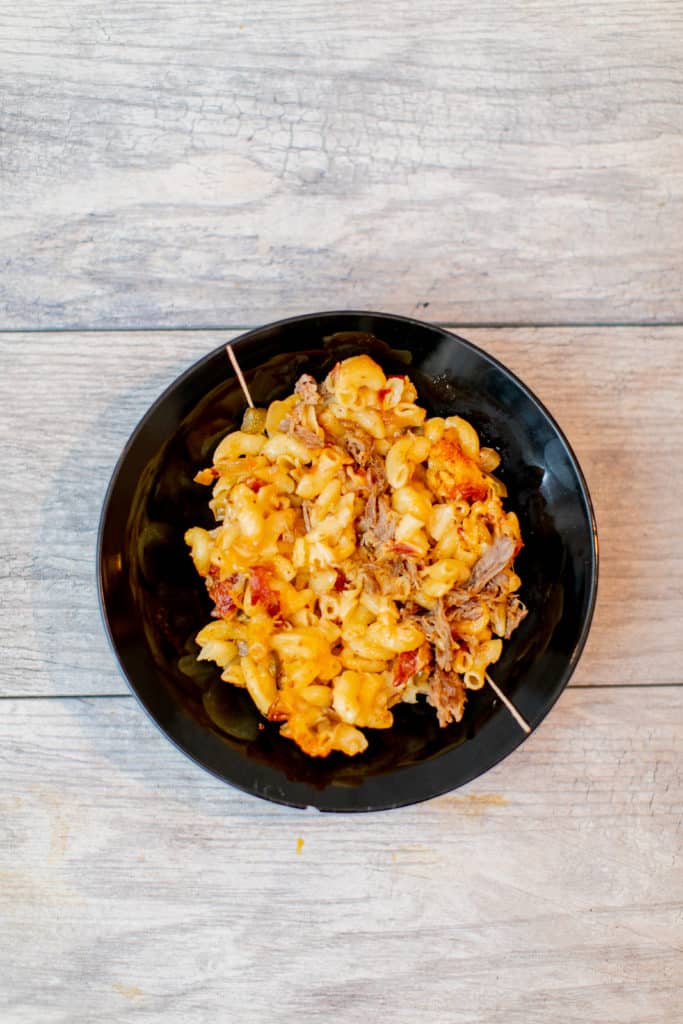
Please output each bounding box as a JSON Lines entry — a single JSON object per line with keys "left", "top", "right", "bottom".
{"left": 249, "top": 566, "right": 280, "bottom": 617}
{"left": 209, "top": 572, "right": 240, "bottom": 618}
{"left": 333, "top": 570, "right": 347, "bottom": 592}
{"left": 394, "top": 649, "right": 419, "bottom": 686}
{"left": 456, "top": 482, "right": 488, "bottom": 503}
{"left": 267, "top": 707, "right": 288, "bottom": 722}
{"left": 390, "top": 542, "right": 420, "bottom": 556}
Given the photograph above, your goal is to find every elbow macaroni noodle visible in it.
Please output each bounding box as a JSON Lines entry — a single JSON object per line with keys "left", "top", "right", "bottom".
{"left": 185, "top": 354, "right": 527, "bottom": 757}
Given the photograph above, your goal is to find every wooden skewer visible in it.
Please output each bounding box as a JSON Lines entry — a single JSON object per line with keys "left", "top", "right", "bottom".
{"left": 485, "top": 673, "right": 531, "bottom": 734}
{"left": 225, "top": 342, "right": 531, "bottom": 737}
{"left": 225, "top": 344, "right": 254, "bottom": 408}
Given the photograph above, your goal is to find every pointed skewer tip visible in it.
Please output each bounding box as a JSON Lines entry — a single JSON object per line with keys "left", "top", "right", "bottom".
{"left": 485, "top": 673, "right": 531, "bottom": 734}
{"left": 225, "top": 344, "right": 255, "bottom": 408}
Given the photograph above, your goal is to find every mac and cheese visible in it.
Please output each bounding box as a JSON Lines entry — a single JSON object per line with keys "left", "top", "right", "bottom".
{"left": 186, "top": 355, "right": 527, "bottom": 756}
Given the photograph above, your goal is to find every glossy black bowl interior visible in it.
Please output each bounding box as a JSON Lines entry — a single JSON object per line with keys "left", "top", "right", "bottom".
{"left": 98, "top": 312, "right": 598, "bottom": 810}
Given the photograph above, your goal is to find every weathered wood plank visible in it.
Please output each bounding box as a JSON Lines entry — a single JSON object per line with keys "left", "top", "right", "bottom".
{"left": 1, "top": 327, "right": 681, "bottom": 696}
{"left": 0, "top": 688, "right": 681, "bottom": 1023}
{"left": 1, "top": 2, "right": 683, "bottom": 327}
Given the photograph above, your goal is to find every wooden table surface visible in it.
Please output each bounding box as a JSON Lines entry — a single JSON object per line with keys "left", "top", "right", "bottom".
{"left": 1, "top": 5, "right": 682, "bottom": 1022}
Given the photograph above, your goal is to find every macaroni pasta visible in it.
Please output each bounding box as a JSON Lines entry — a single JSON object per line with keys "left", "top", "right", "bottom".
{"left": 186, "top": 355, "right": 527, "bottom": 756}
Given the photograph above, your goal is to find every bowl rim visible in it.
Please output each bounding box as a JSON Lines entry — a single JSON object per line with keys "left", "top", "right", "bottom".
{"left": 97, "top": 309, "right": 599, "bottom": 811}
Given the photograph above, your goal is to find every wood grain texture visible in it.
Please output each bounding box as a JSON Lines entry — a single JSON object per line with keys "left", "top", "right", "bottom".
{"left": 1, "top": 326, "right": 681, "bottom": 697}
{"left": 3, "top": 10, "right": 682, "bottom": 1019}
{"left": 1, "top": 2, "right": 683, "bottom": 328}
{"left": 0, "top": 689, "right": 681, "bottom": 1023}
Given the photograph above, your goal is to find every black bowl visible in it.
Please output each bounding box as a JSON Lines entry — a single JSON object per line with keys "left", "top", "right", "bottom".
{"left": 98, "top": 311, "right": 598, "bottom": 811}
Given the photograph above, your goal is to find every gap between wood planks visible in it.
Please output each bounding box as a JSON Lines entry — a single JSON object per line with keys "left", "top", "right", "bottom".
{"left": 4, "top": 320, "right": 683, "bottom": 334}
{"left": 1, "top": 683, "right": 682, "bottom": 702}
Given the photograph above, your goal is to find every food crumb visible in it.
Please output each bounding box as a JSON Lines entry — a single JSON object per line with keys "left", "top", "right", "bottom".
{"left": 113, "top": 984, "right": 144, "bottom": 1000}
{"left": 296, "top": 837, "right": 304, "bottom": 854}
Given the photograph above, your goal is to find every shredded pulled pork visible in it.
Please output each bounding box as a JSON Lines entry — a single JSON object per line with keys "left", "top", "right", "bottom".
{"left": 280, "top": 402, "right": 324, "bottom": 449}
{"left": 504, "top": 595, "right": 528, "bottom": 638}
{"left": 356, "top": 554, "right": 420, "bottom": 599}
{"left": 366, "top": 452, "right": 387, "bottom": 490}
{"left": 411, "top": 599, "right": 453, "bottom": 670}
{"left": 466, "top": 536, "right": 515, "bottom": 593}
{"left": 482, "top": 570, "right": 508, "bottom": 598}
{"left": 451, "top": 599, "right": 484, "bottom": 622}
{"left": 442, "top": 588, "right": 474, "bottom": 615}
{"left": 392, "top": 555, "right": 421, "bottom": 592}
{"left": 357, "top": 490, "right": 378, "bottom": 535}
{"left": 356, "top": 449, "right": 390, "bottom": 549}
{"left": 359, "top": 493, "right": 396, "bottom": 550}
{"left": 294, "top": 373, "right": 320, "bottom": 405}
{"left": 428, "top": 666, "right": 467, "bottom": 726}
{"left": 356, "top": 563, "right": 380, "bottom": 594}
{"left": 343, "top": 426, "right": 374, "bottom": 468}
